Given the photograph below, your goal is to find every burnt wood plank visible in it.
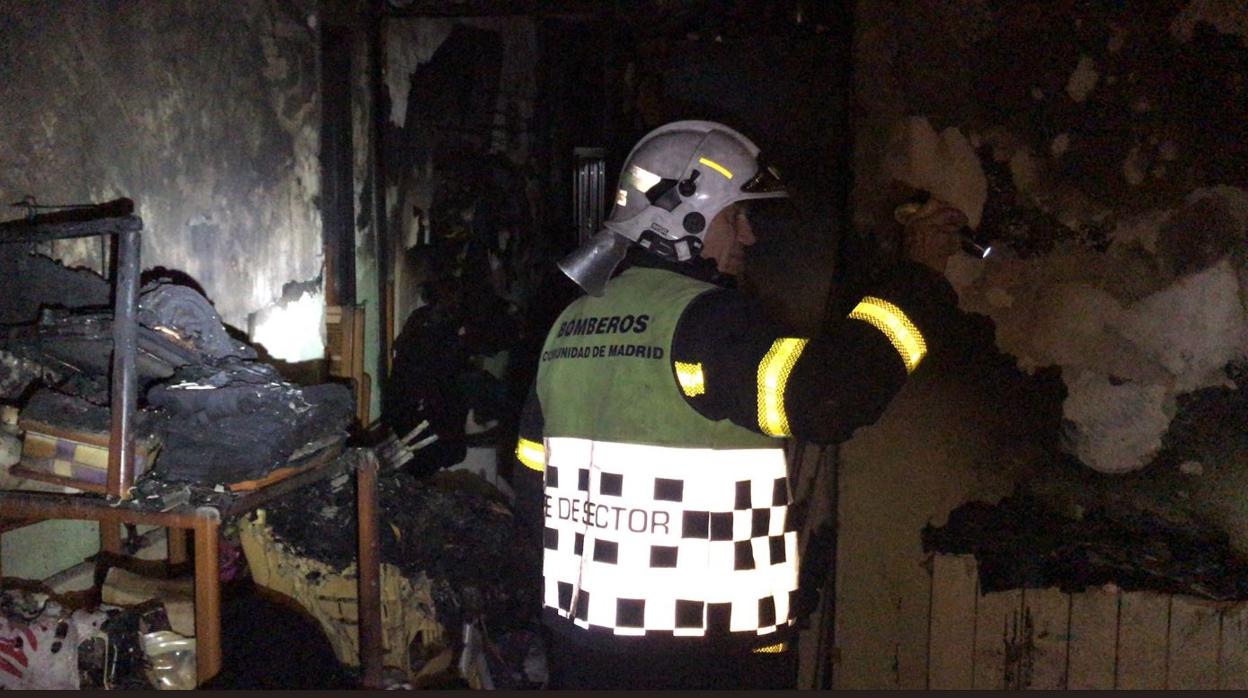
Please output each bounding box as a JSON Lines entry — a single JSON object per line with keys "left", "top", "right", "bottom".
{"left": 1020, "top": 587, "right": 1069, "bottom": 689}
{"left": 927, "top": 554, "right": 977, "bottom": 689}
{"left": 1168, "top": 595, "right": 1220, "bottom": 689}
{"left": 1067, "top": 586, "right": 1119, "bottom": 689}
{"left": 972, "top": 588, "right": 1022, "bottom": 689}
{"left": 1117, "top": 592, "right": 1169, "bottom": 689}
{"left": 1220, "top": 602, "right": 1248, "bottom": 690}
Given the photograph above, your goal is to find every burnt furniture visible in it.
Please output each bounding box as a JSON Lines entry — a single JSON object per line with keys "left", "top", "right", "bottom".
{"left": 0, "top": 206, "right": 383, "bottom": 686}
{"left": 0, "top": 452, "right": 382, "bottom": 685}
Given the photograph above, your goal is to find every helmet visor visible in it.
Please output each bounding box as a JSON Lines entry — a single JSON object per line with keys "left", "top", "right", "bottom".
{"left": 741, "top": 156, "right": 786, "bottom": 196}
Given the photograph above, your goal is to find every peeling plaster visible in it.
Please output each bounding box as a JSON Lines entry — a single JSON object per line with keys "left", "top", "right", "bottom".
{"left": 1062, "top": 369, "right": 1173, "bottom": 474}
{"left": 1113, "top": 260, "right": 1248, "bottom": 392}
{"left": 1172, "top": 0, "right": 1248, "bottom": 45}
{"left": 382, "top": 17, "right": 539, "bottom": 331}
{"left": 1008, "top": 148, "right": 1041, "bottom": 195}
{"left": 1196, "top": 184, "right": 1248, "bottom": 231}
{"left": 951, "top": 187, "right": 1248, "bottom": 473}
{"left": 1050, "top": 133, "right": 1071, "bottom": 158}
{"left": 385, "top": 20, "right": 454, "bottom": 127}
{"left": 1122, "top": 144, "right": 1149, "bottom": 186}
{"left": 1110, "top": 209, "right": 1171, "bottom": 254}
{"left": 1065, "top": 55, "right": 1099, "bottom": 103}
{"left": 984, "top": 129, "right": 1111, "bottom": 234}
{"left": 468, "top": 17, "right": 539, "bottom": 160}
{"left": 840, "top": 1, "right": 1248, "bottom": 686}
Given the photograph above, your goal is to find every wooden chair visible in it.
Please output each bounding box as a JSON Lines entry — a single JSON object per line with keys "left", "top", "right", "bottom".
{"left": 0, "top": 205, "right": 384, "bottom": 686}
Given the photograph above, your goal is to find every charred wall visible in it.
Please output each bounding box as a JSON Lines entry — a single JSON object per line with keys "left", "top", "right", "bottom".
{"left": 381, "top": 16, "right": 540, "bottom": 331}
{"left": 0, "top": 0, "right": 331, "bottom": 581}
{"left": 837, "top": 0, "right": 1248, "bottom": 688}
{"left": 0, "top": 0, "right": 325, "bottom": 361}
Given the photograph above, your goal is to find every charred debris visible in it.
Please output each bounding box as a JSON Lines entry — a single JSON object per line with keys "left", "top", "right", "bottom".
{"left": 264, "top": 467, "right": 540, "bottom": 634}
{"left": 1, "top": 268, "right": 353, "bottom": 487}
{"left": 924, "top": 490, "right": 1248, "bottom": 601}
{"left": 1, "top": 239, "right": 538, "bottom": 631}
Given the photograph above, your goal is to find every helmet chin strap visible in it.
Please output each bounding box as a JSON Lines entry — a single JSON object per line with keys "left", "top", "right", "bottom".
{"left": 633, "top": 231, "right": 737, "bottom": 287}
{"left": 637, "top": 230, "right": 704, "bottom": 262}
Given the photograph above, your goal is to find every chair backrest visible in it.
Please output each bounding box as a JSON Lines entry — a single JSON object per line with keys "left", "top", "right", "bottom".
{"left": 0, "top": 204, "right": 143, "bottom": 499}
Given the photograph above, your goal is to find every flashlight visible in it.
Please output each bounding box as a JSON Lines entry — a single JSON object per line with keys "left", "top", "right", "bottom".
{"left": 893, "top": 201, "right": 993, "bottom": 260}
{"left": 961, "top": 236, "right": 993, "bottom": 260}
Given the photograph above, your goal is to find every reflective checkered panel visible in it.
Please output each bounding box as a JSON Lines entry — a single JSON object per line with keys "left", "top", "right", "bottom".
{"left": 542, "top": 437, "right": 798, "bottom": 637}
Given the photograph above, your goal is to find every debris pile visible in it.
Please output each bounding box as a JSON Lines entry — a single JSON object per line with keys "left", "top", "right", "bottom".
{"left": 147, "top": 361, "right": 351, "bottom": 483}
{"left": 20, "top": 388, "right": 149, "bottom": 436}
{"left": 135, "top": 283, "right": 256, "bottom": 362}
{"left": 263, "top": 469, "right": 540, "bottom": 631}
{"left": 0, "top": 351, "right": 53, "bottom": 401}
{"left": 0, "top": 587, "right": 178, "bottom": 690}
{"left": 0, "top": 278, "right": 353, "bottom": 486}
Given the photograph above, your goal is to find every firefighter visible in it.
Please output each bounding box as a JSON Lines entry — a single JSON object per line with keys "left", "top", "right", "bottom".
{"left": 513, "top": 120, "right": 965, "bottom": 689}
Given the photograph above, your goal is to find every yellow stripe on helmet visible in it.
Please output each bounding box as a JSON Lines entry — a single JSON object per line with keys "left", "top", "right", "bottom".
{"left": 697, "top": 157, "right": 733, "bottom": 179}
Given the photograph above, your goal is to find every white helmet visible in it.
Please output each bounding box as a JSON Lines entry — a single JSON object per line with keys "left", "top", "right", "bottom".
{"left": 559, "top": 120, "right": 788, "bottom": 295}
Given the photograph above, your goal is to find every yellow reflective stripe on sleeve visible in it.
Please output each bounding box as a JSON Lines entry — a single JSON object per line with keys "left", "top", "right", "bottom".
{"left": 673, "top": 361, "right": 706, "bottom": 397}
{"left": 515, "top": 438, "right": 545, "bottom": 473}
{"left": 752, "top": 642, "right": 787, "bottom": 654}
{"left": 847, "top": 296, "right": 927, "bottom": 373}
{"left": 757, "top": 337, "right": 809, "bottom": 437}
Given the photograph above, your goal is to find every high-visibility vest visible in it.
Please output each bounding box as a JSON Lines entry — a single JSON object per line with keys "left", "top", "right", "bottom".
{"left": 530, "top": 267, "right": 799, "bottom": 642}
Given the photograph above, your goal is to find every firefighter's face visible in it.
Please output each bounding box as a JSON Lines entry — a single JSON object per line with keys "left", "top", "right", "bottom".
{"left": 700, "top": 203, "right": 755, "bottom": 276}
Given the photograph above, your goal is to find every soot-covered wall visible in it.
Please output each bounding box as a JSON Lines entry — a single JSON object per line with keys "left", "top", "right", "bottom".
{"left": 860, "top": 0, "right": 1248, "bottom": 476}
{"left": 836, "top": 0, "right": 1248, "bottom": 688}
{"left": 0, "top": 0, "right": 326, "bottom": 361}
{"left": 382, "top": 16, "right": 540, "bottom": 331}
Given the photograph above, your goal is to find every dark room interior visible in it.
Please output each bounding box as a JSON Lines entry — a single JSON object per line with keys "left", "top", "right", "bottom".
{"left": 1, "top": 0, "right": 1247, "bottom": 690}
